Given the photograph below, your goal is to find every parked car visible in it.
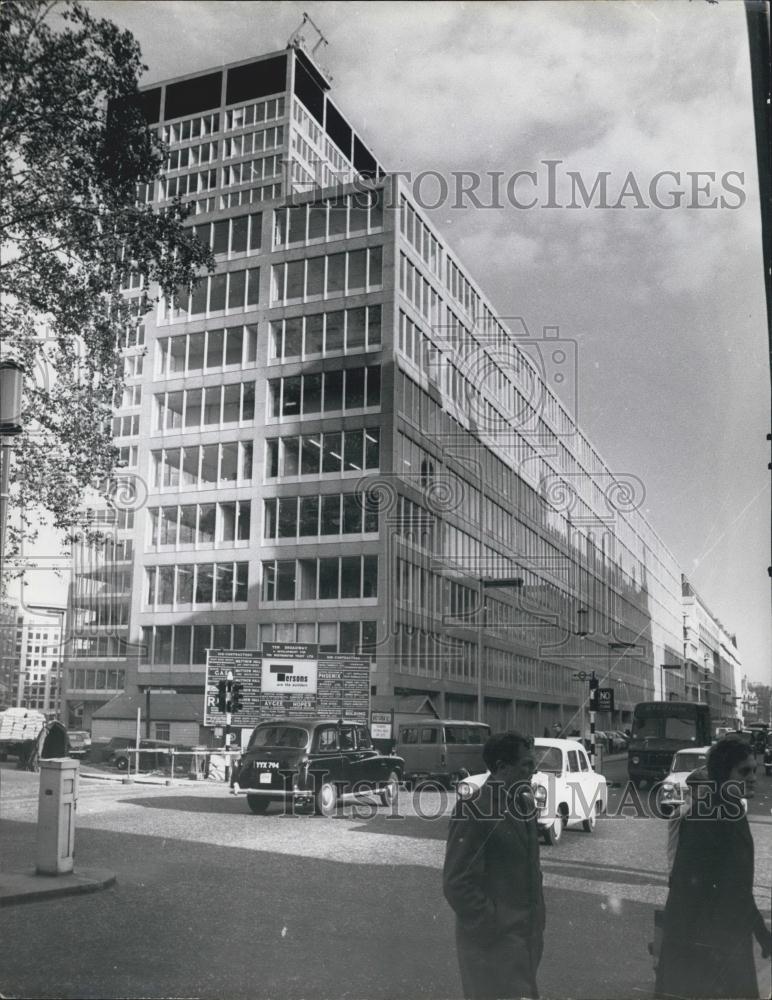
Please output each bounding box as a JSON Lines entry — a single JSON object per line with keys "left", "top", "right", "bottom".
{"left": 763, "top": 734, "right": 772, "bottom": 777}
{"left": 608, "top": 731, "right": 630, "bottom": 752}
{"left": 110, "top": 738, "right": 176, "bottom": 772}
{"left": 657, "top": 747, "right": 711, "bottom": 817}
{"left": 394, "top": 719, "right": 490, "bottom": 788}
{"left": 457, "top": 738, "right": 608, "bottom": 846}
{"left": 238, "top": 718, "right": 404, "bottom": 815}
{"left": 66, "top": 730, "right": 91, "bottom": 758}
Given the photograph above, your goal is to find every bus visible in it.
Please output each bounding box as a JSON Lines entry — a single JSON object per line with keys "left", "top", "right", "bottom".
{"left": 627, "top": 701, "right": 712, "bottom": 786}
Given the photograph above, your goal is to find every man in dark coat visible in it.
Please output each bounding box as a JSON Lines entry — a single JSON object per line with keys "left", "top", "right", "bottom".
{"left": 656, "top": 738, "right": 772, "bottom": 998}
{"left": 443, "top": 731, "right": 545, "bottom": 1000}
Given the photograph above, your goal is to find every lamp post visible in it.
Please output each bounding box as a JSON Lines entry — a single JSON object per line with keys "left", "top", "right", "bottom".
{"left": 0, "top": 360, "right": 25, "bottom": 579}
{"left": 476, "top": 576, "right": 524, "bottom": 722}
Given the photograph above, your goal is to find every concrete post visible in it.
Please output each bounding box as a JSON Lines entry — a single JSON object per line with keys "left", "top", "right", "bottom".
{"left": 36, "top": 758, "right": 79, "bottom": 875}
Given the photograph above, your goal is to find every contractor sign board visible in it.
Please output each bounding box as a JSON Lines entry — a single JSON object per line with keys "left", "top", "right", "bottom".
{"left": 204, "top": 643, "right": 370, "bottom": 727}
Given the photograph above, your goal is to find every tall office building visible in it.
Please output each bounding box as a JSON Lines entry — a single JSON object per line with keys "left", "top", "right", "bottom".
{"left": 64, "top": 43, "right": 738, "bottom": 735}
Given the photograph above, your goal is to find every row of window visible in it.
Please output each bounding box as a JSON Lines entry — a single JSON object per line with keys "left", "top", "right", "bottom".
{"left": 225, "top": 98, "right": 285, "bottom": 132}
{"left": 161, "top": 112, "right": 221, "bottom": 145}
{"left": 264, "top": 493, "right": 378, "bottom": 539}
{"left": 271, "top": 247, "right": 382, "bottom": 303}
{"left": 124, "top": 354, "right": 144, "bottom": 379}
{"left": 261, "top": 555, "right": 378, "bottom": 602}
{"left": 222, "top": 154, "right": 282, "bottom": 189}
{"left": 191, "top": 212, "right": 261, "bottom": 255}
{"left": 265, "top": 427, "right": 380, "bottom": 478}
{"left": 400, "top": 196, "right": 442, "bottom": 278}
{"left": 146, "top": 561, "right": 249, "bottom": 607}
{"left": 220, "top": 182, "right": 282, "bottom": 210}
{"left": 224, "top": 126, "right": 284, "bottom": 160}
{"left": 400, "top": 252, "right": 441, "bottom": 326}
{"left": 269, "top": 305, "right": 382, "bottom": 359}
{"left": 268, "top": 365, "right": 381, "bottom": 417}
{"left": 160, "top": 168, "right": 217, "bottom": 200}
{"left": 139, "top": 623, "right": 247, "bottom": 667}
{"left": 273, "top": 191, "right": 384, "bottom": 247}
{"left": 166, "top": 140, "right": 219, "bottom": 173}
{"left": 112, "top": 414, "right": 139, "bottom": 438}
{"left": 156, "top": 325, "right": 257, "bottom": 377}
{"left": 258, "top": 619, "right": 377, "bottom": 657}
{"left": 148, "top": 501, "right": 251, "bottom": 547}
{"left": 68, "top": 668, "right": 126, "bottom": 691}
{"left": 164, "top": 266, "right": 260, "bottom": 320}
{"left": 151, "top": 442, "right": 253, "bottom": 489}
{"left": 120, "top": 385, "right": 142, "bottom": 408}
{"left": 154, "top": 382, "right": 255, "bottom": 432}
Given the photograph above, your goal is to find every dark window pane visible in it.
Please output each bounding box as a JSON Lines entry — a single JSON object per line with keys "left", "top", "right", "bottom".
{"left": 242, "top": 382, "right": 255, "bottom": 421}
{"left": 267, "top": 440, "right": 279, "bottom": 477}
{"left": 342, "top": 494, "right": 362, "bottom": 533}
{"left": 216, "top": 564, "right": 234, "bottom": 602}
{"left": 368, "top": 246, "right": 383, "bottom": 286}
{"left": 173, "top": 626, "right": 191, "bottom": 665}
{"left": 363, "top": 555, "right": 378, "bottom": 597}
{"left": 222, "top": 384, "right": 240, "bottom": 423}
{"left": 220, "top": 442, "right": 238, "bottom": 482}
{"left": 308, "top": 202, "right": 327, "bottom": 239}
{"left": 231, "top": 215, "right": 249, "bottom": 253}
{"left": 322, "top": 432, "right": 342, "bottom": 473}
{"left": 325, "top": 311, "right": 344, "bottom": 352}
{"left": 303, "top": 373, "right": 322, "bottom": 414}
{"left": 282, "top": 376, "right": 301, "bottom": 416}
{"left": 281, "top": 437, "right": 299, "bottom": 476}
{"left": 299, "top": 496, "right": 319, "bottom": 536}
{"left": 233, "top": 623, "right": 247, "bottom": 648}
{"left": 345, "top": 368, "right": 365, "bottom": 409}
{"left": 227, "top": 270, "right": 246, "bottom": 310}
{"left": 193, "top": 625, "right": 211, "bottom": 664}
{"left": 347, "top": 249, "right": 366, "bottom": 291}
{"left": 176, "top": 564, "right": 194, "bottom": 603}
{"left": 364, "top": 506, "right": 378, "bottom": 532}
{"left": 155, "top": 627, "right": 173, "bottom": 665}
{"left": 319, "top": 558, "right": 339, "bottom": 599}
{"left": 249, "top": 214, "right": 261, "bottom": 252}
{"left": 198, "top": 504, "right": 216, "bottom": 543}
{"left": 341, "top": 556, "right": 361, "bottom": 598}
{"left": 190, "top": 279, "right": 208, "bottom": 315}
{"left": 340, "top": 620, "right": 360, "bottom": 653}
{"left": 347, "top": 308, "right": 366, "bottom": 350}
{"left": 366, "top": 366, "right": 381, "bottom": 406}
{"left": 195, "top": 564, "right": 214, "bottom": 603}
{"left": 278, "top": 497, "right": 297, "bottom": 537}
{"left": 328, "top": 197, "right": 347, "bottom": 236}
{"left": 301, "top": 433, "right": 321, "bottom": 475}
{"left": 276, "top": 561, "right": 296, "bottom": 600}
{"left": 213, "top": 624, "right": 231, "bottom": 649}
{"left": 212, "top": 220, "right": 229, "bottom": 254}
{"left": 246, "top": 268, "right": 259, "bottom": 305}
{"left": 305, "top": 313, "right": 323, "bottom": 354}
{"left": 225, "top": 327, "right": 243, "bottom": 365}
{"left": 209, "top": 272, "right": 227, "bottom": 311}
{"left": 235, "top": 563, "right": 248, "bottom": 601}
{"left": 206, "top": 329, "right": 224, "bottom": 368}
{"left": 364, "top": 427, "right": 380, "bottom": 468}
{"left": 188, "top": 332, "right": 205, "bottom": 371}
{"left": 306, "top": 256, "right": 324, "bottom": 296}
{"left": 324, "top": 369, "right": 343, "bottom": 411}
{"left": 343, "top": 429, "right": 363, "bottom": 471}
{"left": 326, "top": 253, "right": 345, "bottom": 294}
{"left": 264, "top": 498, "right": 277, "bottom": 538}
{"left": 320, "top": 494, "right": 341, "bottom": 534}
{"left": 367, "top": 305, "right": 382, "bottom": 346}
{"left": 238, "top": 501, "right": 251, "bottom": 540}
{"left": 284, "top": 317, "right": 302, "bottom": 358}
{"left": 286, "top": 260, "right": 304, "bottom": 299}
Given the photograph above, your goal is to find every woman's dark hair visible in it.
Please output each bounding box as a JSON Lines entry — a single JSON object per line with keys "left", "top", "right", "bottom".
{"left": 707, "top": 736, "right": 754, "bottom": 785}
{"left": 482, "top": 731, "right": 533, "bottom": 772}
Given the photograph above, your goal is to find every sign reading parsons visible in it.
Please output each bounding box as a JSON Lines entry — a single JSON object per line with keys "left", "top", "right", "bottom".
{"left": 204, "top": 643, "right": 370, "bottom": 727}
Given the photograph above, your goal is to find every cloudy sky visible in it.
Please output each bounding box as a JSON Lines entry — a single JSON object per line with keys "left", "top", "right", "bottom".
{"left": 19, "top": 0, "right": 770, "bottom": 683}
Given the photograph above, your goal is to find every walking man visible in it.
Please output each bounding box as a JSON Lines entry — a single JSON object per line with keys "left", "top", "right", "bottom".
{"left": 443, "top": 731, "right": 545, "bottom": 999}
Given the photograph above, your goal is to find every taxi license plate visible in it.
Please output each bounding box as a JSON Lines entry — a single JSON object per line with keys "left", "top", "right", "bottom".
{"left": 259, "top": 772, "right": 272, "bottom": 784}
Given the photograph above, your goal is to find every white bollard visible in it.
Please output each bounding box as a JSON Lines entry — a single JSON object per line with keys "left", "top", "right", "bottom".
{"left": 36, "top": 758, "right": 79, "bottom": 875}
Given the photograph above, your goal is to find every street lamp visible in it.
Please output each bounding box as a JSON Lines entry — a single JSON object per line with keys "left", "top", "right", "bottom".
{"left": 476, "top": 576, "right": 523, "bottom": 722}
{"left": 0, "top": 360, "right": 25, "bottom": 577}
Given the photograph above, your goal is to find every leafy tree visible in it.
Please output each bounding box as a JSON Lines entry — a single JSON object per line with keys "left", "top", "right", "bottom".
{"left": 0, "top": 0, "right": 212, "bottom": 560}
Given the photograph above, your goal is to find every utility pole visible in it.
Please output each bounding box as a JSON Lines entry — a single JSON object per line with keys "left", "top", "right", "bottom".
{"left": 588, "top": 672, "right": 599, "bottom": 768}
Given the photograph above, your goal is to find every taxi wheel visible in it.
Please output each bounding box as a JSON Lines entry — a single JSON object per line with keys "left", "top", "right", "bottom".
{"left": 380, "top": 771, "right": 400, "bottom": 807}
{"left": 115, "top": 756, "right": 128, "bottom": 771}
{"left": 543, "top": 814, "right": 563, "bottom": 846}
{"left": 247, "top": 795, "right": 270, "bottom": 815}
{"left": 582, "top": 811, "right": 596, "bottom": 833}
{"left": 315, "top": 781, "right": 338, "bottom": 816}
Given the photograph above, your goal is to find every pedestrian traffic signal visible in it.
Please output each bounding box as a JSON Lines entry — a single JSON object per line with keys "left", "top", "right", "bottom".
{"left": 217, "top": 680, "right": 228, "bottom": 713}
{"left": 230, "top": 682, "right": 243, "bottom": 714}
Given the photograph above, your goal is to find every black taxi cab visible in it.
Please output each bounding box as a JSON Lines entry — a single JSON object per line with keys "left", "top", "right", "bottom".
{"left": 238, "top": 718, "right": 404, "bottom": 815}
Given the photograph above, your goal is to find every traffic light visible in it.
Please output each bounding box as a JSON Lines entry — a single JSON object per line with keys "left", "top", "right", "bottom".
{"left": 588, "top": 672, "right": 599, "bottom": 711}
{"left": 230, "top": 682, "right": 243, "bottom": 714}
{"left": 217, "top": 679, "right": 228, "bottom": 713}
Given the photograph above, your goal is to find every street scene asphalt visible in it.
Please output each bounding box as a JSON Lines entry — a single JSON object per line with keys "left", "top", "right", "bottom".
{"left": 1, "top": 759, "right": 771, "bottom": 1000}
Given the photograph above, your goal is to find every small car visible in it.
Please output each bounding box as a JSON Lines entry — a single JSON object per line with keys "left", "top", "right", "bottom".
{"left": 237, "top": 718, "right": 404, "bottom": 815}
{"left": 110, "top": 738, "right": 175, "bottom": 771}
{"left": 763, "top": 734, "right": 772, "bottom": 777}
{"left": 66, "top": 730, "right": 91, "bottom": 758}
{"left": 457, "top": 738, "right": 608, "bottom": 846}
{"left": 657, "top": 747, "right": 711, "bottom": 817}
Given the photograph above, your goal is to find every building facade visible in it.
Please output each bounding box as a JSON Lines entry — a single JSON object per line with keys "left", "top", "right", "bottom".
{"left": 7, "top": 607, "right": 64, "bottom": 716}
{"left": 62, "top": 44, "right": 739, "bottom": 737}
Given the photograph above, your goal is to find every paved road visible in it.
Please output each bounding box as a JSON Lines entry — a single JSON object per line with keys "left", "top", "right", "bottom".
{"left": 1, "top": 765, "right": 770, "bottom": 999}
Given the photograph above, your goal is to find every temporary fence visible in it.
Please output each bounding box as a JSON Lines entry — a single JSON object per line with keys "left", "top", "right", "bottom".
{"left": 119, "top": 747, "right": 241, "bottom": 782}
